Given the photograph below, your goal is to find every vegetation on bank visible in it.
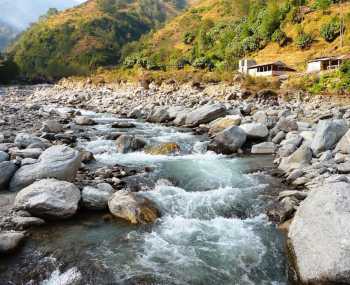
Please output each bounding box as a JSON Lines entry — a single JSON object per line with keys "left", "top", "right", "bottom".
{"left": 0, "top": 53, "right": 19, "bottom": 84}
{"left": 8, "top": 0, "right": 189, "bottom": 81}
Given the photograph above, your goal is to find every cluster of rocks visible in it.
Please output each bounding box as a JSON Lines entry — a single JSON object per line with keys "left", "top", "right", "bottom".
{"left": 2, "top": 82, "right": 350, "bottom": 284}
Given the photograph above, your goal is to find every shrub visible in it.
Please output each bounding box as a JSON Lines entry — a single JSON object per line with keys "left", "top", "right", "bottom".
{"left": 183, "top": 32, "right": 195, "bottom": 44}
{"left": 320, "top": 17, "right": 341, "bottom": 42}
{"left": 271, "top": 28, "right": 288, "bottom": 46}
{"left": 296, "top": 31, "right": 314, "bottom": 49}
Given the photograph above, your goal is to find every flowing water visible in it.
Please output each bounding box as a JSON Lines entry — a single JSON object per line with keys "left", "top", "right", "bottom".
{"left": 0, "top": 109, "right": 288, "bottom": 285}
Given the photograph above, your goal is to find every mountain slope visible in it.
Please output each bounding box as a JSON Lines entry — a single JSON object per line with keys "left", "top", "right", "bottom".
{"left": 9, "top": 0, "right": 189, "bottom": 80}
{"left": 121, "top": 0, "right": 350, "bottom": 71}
{"left": 0, "top": 21, "right": 18, "bottom": 51}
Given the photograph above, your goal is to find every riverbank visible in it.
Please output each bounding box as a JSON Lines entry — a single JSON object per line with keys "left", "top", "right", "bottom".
{"left": 1, "top": 82, "right": 350, "bottom": 284}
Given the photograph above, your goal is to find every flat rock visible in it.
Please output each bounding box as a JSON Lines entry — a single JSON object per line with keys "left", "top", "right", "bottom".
{"left": 240, "top": 123, "right": 268, "bottom": 139}
{"left": 0, "top": 231, "right": 25, "bottom": 254}
{"left": 251, "top": 142, "right": 276, "bottom": 154}
{"left": 185, "top": 103, "right": 227, "bottom": 127}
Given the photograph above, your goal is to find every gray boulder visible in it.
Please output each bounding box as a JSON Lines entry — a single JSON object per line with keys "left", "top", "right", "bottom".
{"left": 210, "top": 126, "right": 247, "bottom": 154}
{"left": 279, "top": 144, "right": 312, "bottom": 172}
{"left": 185, "top": 104, "right": 226, "bottom": 127}
{"left": 147, "top": 107, "right": 170, "bottom": 123}
{"left": 0, "top": 231, "right": 25, "bottom": 254}
{"left": 115, "top": 135, "right": 146, "bottom": 153}
{"left": 41, "top": 120, "right": 63, "bottom": 133}
{"left": 14, "top": 179, "right": 81, "bottom": 219}
{"left": 0, "top": 151, "right": 9, "bottom": 162}
{"left": 10, "top": 145, "right": 81, "bottom": 192}
{"left": 288, "top": 182, "right": 350, "bottom": 284}
{"left": 311, "top": 119, "right": 348, "bottom": 155}
{"left": 251, "top": 142, "right": 276, "bottom": 154}
{"left": 10, "top": 148, "right": 43, "bottom": 159}
{"left": 82, "top": 183, "right": 115, "bottom": 210}
{"left": 240, "top": 123, "right": 268, "bottom": 139}
{"left": 0, "top": 161, "right": 17, "bottom": 190}
{"left": 335, "top": 129, "right": 350, "bottom": 154}
{"left": 276, "top": 118, "right": 298, "bottom": 132}
{"left": 74, "top": 116, "right": 96, "bottom": 126}
{"left": 14, "top": 133, "right": 47, "bottom": 149}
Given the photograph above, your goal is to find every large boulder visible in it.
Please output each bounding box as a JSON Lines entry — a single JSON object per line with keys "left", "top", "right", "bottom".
{"left": 335, "top": 129, "right": 350, "bottom": 154}
{"left": 82, "top": 183, "right": 115, "bottom": 210}
{"left": 10, "top": 145, "right": 81, "bottom": 192}
{"left": 288, "top": 182, "right": 350, "bottom": 284}
{"left": 108, "top": 191, "right": 160, "bottom": 224}
{"left": 115, "top": 135, "right": 146, "bottom": 153}
{"left": 14, "top": 179, "right": 81, "bottom": 219}
{"left": 279, "top": 144, "right": 312, "bottom": 172}
{"left": 276, "top": 118, "right": 298, "bottom": 132}
{"left": 0, "top": 161, "right": 17, "bottom": 190}
{"left": 147, "top": 107, "right": 170, "bottom": 123}
{"left": 209, "top": 126, "right": 247, "bottom": 154}
{"left": 0, "top": 151, "right": 9, "bottom": 163}
{"left": 208, "top": 115, "right": 242, "bottom": 135}
{"left": 0, "top": 231, "right": 25, "bottom": 254}
{"left": 74, "top": 116, "right": 96, "bottom": 126}
{"left": 185, "top": 104, "right": 226, "bottom": 127}
{"left": 311, "top": 119, "right": 348, "bottom": 155}
{"left": 240, "top": 123, "right": 269, "bottom": 140}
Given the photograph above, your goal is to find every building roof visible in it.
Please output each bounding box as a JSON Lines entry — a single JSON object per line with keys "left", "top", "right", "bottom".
{"left": 308, "top": 54, "right": 350, "bottom": 63}
{"left": 248, "top": 61, "right": 296, "bottom": 71}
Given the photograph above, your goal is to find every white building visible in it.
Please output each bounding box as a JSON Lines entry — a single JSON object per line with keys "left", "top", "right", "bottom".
{"left": 238, "top": 59, "right": 257, "bottom": 74}
{"left": 307, "top": 55, "right": 350, "bottom": 73}
{"left": 247, "top": 61, "right": 296, "bottom": 77}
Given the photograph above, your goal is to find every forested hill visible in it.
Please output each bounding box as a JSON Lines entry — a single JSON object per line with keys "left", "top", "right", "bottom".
{"left": 8, "top": 0, "right": 190, "bottom": 80}
{"left": 121, "top": 0, "right": 350, "bottom": 71}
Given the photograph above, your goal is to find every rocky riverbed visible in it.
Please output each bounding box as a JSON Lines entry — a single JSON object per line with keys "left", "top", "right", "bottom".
{"left": 1, "top": 82, "right": 350, "bottom": 284}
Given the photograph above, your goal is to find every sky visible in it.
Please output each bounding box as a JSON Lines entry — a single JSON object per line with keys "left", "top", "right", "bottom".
{"left": 0, "top": 0, "right": 86, "bottom": 30}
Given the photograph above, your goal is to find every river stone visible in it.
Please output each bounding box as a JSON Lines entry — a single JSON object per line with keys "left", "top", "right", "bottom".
{"left": 0, "top": 161, "right": 17, "bottom": 190}
{"left": 335, "top": 129, "right": 350, "bottom": 154}
{"left": 147, "top": 107, "right": 170, "bottom": 123}
{"left": 276, "top": 118, "right": 298, "bottom": 132}
{"left": 0, "top": 151, "right": 9, "bottom": 162}
{"left": 0, "top": 231, "right": 25, "bottom": 254}
{"left": 288, "top": 182, "right": 350, "bottom": 284}
{"left": 185, "top": 104, "right": 226, "bottom": 127}
{"left": 210, "top": 126, "right": 247, "bottom": 154}
{"left": 251, "top": 142, "right": 276, "bottom": 154}
{"left": 173, "top": 109, "right": 190, "bottom": 126}
{"left": 279, "top": 144, "right": 312, "bottom": 172}
{"left": 41, "top": 120, "right": 63, "bottom": 133}
{"left": 311, "top": 119, "right": 348, "bottom": 155}
{"left": 208, "top": 115, "right": 242, "bottom": 135}
{"left": 145, "top": 143, "right": 181, "bottom": 155}
{"left": 74, "top": 116, "right": 96, "bottom": 126}
{"left": 14, "top": 133, "right": 47, "bottom": 149}
{"left": 10, "top": 145, "right": 81, "bottom": 192}
{"left": 82, "top": 183, "right": 115, "bottom": 210}
{"left": 10, "top": 148, "right": 43, "bottom": 159}
{"left": 111, "top": 122, "right": 136, "bottom": 129}
{"left": 108, "top": 191, "right": 160, "bottom": 224}
{"left": 240, "top": 123, "right": 268, "bottom": 139}
{"left": 115, "top": 135, "right": 146, "bottom": 153}
{"left": 14, "top": 179, "right": 81, "bottom": 219}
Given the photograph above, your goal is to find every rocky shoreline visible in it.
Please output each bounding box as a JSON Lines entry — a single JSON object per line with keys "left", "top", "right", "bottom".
{"left": 1, "top": 81, "right": 350, "bottom": 284}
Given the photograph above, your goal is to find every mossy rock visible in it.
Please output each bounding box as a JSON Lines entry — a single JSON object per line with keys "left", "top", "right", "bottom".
{"left": 145, "top": 143, "right": 181, "bottom": 155}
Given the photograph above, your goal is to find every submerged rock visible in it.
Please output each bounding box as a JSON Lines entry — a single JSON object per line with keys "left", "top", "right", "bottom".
{"left": 115, "top": 135, "right": 146, "bottom": 153}
{"left": 108, "top": 191, "right": 160, "bottom": 224}
{"left": 0, "top": 231, "right": 25, "bottom": 254}
{"left": 288, "top": 182, "right": 350, "bottom": 284}
{"left": 10, "top": 145, "right": 81, "bottom": 192}
{"left": 14, "top": 179, "right": 81, "bottom": 219}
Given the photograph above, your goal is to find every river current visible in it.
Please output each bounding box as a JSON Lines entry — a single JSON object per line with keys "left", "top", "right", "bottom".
{"left": 0, "top": 108, "right": 288, "bottom": 285}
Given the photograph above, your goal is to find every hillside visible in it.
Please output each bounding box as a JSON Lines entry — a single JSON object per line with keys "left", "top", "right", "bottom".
{"left": 121, "top": 0, "right": 350, "bottom": 72}
{"left": 8, "top": 0, "right": 190, "bottom": 80}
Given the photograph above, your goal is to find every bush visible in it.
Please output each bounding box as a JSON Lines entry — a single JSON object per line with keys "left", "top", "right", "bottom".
{"left": 271, "top": 28, "right": 288, "bottom": 46}
{"left": 320, "top": 17, "right": 341, "bottom": 42}
{"left": 296, "top": 31, "right": 314, "bottom": 49}
{"left": 241, "top": 35, "right": 261, "bottom": 53}
{"left": 183, "top": 32, "right": 195, "bottom": 44}
{"left": 192, "top": 57, "right": 213, "bottom": 69}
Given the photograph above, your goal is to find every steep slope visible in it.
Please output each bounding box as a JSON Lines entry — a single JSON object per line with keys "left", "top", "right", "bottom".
{"left": 122, "top": 0, "right": 350, "bottom": 71}
{"left": 9, "top": 0, "right": 189, "bottom": 80}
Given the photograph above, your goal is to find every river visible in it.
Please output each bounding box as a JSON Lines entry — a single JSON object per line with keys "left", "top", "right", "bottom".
{"left": 0, "top": 108, "right": 288, "bottom": 285}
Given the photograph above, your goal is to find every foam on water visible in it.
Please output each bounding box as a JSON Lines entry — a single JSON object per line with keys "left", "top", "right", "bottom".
{"left": 41, "top": 267, "right": 82, "bottom": 285}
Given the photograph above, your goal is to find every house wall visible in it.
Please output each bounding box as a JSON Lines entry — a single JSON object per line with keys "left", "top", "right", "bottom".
{"left": 248, "top": 68, "right": 284, "bottom": 77}
{"left": 307, "top": 61, "right": 321, "bottom": 73}
{"left": 239, "top": 59, "right": 257, "bottom": 74}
